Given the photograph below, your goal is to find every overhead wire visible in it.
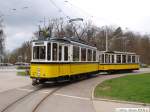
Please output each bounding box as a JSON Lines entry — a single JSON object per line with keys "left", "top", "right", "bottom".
{"left": 47, "top": 0, "right": 83, "bottom": 38}
{"left": 65, "top": 0, "right": 116, "bottom": 26}
{"left": 47, "top": 0, "right": 113, "bottom": 38}
{"left": 48, "top": 0, "right": 70, "bottom": 20}
{"left": 64, "top": 0, "right": 93, "bottom": 20}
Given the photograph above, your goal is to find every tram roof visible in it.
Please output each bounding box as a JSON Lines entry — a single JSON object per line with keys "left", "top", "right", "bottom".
{"left": 100, "top": 51, "right": 136, "bottom": 54}
{"left": 32, "top": 37, "right": 97, "bottom": 49}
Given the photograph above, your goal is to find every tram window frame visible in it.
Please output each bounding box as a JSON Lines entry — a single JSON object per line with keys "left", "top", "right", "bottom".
{"left": 136, "top": 55, "right": 139, "bottom": 63}
{"left": 122, "top": 55, "right": 126, "bottom": 63}
{"left": 33, "top": 46, "right": 39, "bottom": 59}
{"left": 111, "top": 55, "right": 114, "bottom": 63}
{"left": 105, "top": 54, "right": 109, "bottom": 63}
{"left": 52, "top": 43, "right": 58, "bottom": 61}
{"left": 137, "top": 55, "right": 139, "bottom": 63}
{"left": 132, "top": 55, "right": 136, "bottom": 63}
{"left": 64, "top": 46, "right": 69, "bottom": 61}
{"left": 47, "top": 43, "right": 51, "bottom": 61}
{"left": 59, "top": 45, "right": 62, "bottom": 61}
{"left": 39, "top": 46, "right": 46, "bottom": 59}
{"left": 135, "top": 55, "right": 137, "bottom": 63}
{"left": 99, "top": 54, "right": 102, "bottom": 63}
{"left": 93, "top": 50, "right": 96, "bottom": 62}
{"left": 127, "top": 55, "right": 131, "bottom": 63}
{"left": 102, "top": 54, "right": 105, "bottom": 63}
{"left": 116, "top": 55, "right": 121, "bottom": 63}
{"left": 73, "top": 45, "right": 80, "bottom": 61}
{"left": 81, "top": 47, "right": 86, "bottom": 61}
{"left": 33, "top": 46, "right": 46, "bottom": 60}
{"left": 108, "top": 54, "right": 111, "bottom": 63}
{"left": 87, "top": 49, "right": 92, "bottom": 61}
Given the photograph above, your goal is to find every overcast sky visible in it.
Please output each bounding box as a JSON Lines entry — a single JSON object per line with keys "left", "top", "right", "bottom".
{"left": 0, "top": 0, "right": 150, "bottom": 51}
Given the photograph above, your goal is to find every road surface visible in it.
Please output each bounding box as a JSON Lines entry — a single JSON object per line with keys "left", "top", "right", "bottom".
{"left": 0, "top": 67, "right": 150, "bottom": 112}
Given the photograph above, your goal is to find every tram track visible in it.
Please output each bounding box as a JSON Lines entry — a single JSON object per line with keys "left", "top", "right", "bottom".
{"left": 0, "top": 69, "right": 149, "bottom": 112}
{"left": 30, "top": 75, "right": 102, "bottom": 112}
{"left": 0, "top": 74, "right": 108, "bottom": 112}
{"left": 0, "top": 85, "right": 41, "bottom": 112}
{"left": 32, "top": 87, "right": 61, "bottom": 112}
{"left": 0, "top": 83, "right": 64, "bottom": 112}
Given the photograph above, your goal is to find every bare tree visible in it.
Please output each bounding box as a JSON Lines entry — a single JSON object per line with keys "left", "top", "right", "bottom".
{"left": 65, "top": 24, "right": 74, "bottom": 37}
{"left": 30, "top": 18, "right": 150, "bottom": 64}
{"left": 8, "top": 41, "right": 31, "bottom": 64}
{"left": 0, "top": 18, "right": 5, "bottom": 62}
{"left": 138, "top": 36, "right": 150, "bottom": 64}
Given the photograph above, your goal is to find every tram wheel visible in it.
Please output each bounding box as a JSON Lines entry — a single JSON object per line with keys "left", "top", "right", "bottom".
{"left": 32, "top": 79, "right": 39, "bottom": 86}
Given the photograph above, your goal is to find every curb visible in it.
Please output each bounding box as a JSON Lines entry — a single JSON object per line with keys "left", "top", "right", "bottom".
{"left": 93, "top": 97, "right": 150, "bottom": 106}
{"left": 91, "top": 74, "right": 150, "bottom": 107}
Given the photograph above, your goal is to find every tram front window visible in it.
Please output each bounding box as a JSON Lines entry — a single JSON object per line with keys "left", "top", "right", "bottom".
{"left": 33, "top": 46, "right": 46, "bottom": 60}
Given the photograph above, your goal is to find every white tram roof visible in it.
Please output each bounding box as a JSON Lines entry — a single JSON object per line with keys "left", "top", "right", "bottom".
{"left": 100, "top": 51, "right": 136, "bottom": 55}
{"left": 32, "top": 37, "right": 97, "bottom": 50}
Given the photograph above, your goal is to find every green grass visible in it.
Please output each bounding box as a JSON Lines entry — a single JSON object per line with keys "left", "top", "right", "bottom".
{"left": 17, "top": 71, "right": 28, "bottom": 76}
{"left": 17, "top": 66, "right": 30, "bottom": 69}
{"left": 94, "top": 73, "right": 150, "bottom": 103}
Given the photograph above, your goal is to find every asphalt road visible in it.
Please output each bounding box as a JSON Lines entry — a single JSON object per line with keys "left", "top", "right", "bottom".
{"left": 0, "top": 68, "right": 150, "bottom": 112}
{"left": 0, "top": 70, "right": 31, "bottom": 93}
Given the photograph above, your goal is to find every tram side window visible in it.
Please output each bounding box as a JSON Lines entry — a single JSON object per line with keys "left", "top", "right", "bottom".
{"left": 122, "top": 55, "right": 126, "bottom": 63}
{"left": 132, "top": 55, "right": 135, "bottom": 63}
{"left": 52, "top": 43, "right": 58, "bottom": 61}
{"left": 73, "top": 46, "right": 79, "bottom": 61}
{"left": 93, "top": 51, "right": 96, "bottom": 61}
{"left": 40, "top": 46, "right": 45, "bottom": 59}
{"left": 33, "top": 46, "right": 45, "bottom": 59}
{"left": 116, "top": 55, "right": 121, "bottom": 63}
{"left": 105, "top": 54, "right": 109, "bottom": 63}
{"left": 128, "top": 55, "right": 131, "bottom": 63}
{"left": 64, "top": 46, "right": 68, "bottom": 61}
{"left": 112, "top": 55, "right": 114, "bottom": 63}
{"left": 59, "top": 45, "right": 62, "bottom": 61}
{"left": 47, "top": 43, "right": 51, "bottom": 60}
{"left": 81, "top": 48, "right": 86, "bottom": 61}
{"left": 87, "top": 49, "right": 92, "bottom": 61}
{"left": 102, "top": 54, "right": 105, "bottom": 63}
{"left": 108, "top": 55, "right": 111, "bottom": 63}
{"left": 33, "top": 46, "right": 39, "bottom": 59}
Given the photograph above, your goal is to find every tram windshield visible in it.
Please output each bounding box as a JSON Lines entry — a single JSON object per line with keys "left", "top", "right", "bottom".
{"left": 33, "top": 46, "right": 46, "bottom": 60}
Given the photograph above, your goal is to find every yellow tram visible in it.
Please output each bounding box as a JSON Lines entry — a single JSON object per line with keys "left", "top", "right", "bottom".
{"left": 30, "top": 37, "right": 140, "bottom": 85}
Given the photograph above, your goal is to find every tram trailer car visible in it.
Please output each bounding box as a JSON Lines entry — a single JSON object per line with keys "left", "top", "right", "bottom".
{"left": 30, "top": 37, "right": 140, "bottom": 85}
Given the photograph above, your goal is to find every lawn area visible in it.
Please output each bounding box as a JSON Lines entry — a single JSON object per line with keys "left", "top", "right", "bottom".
{"left": 17, "top": 71, "right": 28, "bottom": 76}
{"left": 17, "top": 66, "right": 30, "bottom": 76}
{"left": 94, "top": 73, "right": 150, "bottom": 103}
{"left": 17, "top": 66, "right": 30, "bottom": 69}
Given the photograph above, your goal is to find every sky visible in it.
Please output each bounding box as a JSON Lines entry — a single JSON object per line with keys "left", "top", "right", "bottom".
{"left": 0, "top": 0, "right": 150, "bottom": 51}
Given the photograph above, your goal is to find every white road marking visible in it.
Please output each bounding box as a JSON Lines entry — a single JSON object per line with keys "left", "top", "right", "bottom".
{"left": 17, "top": 88, "right": 52, "bottom": 94}
{"left": 54, "top": 93, "right": 90, "bottom": 101}
{"left": 39, "top": 90, "right": 50, "bottom": 94}
{"left": 16, "top": 88, "right": 33, "bottom": 92}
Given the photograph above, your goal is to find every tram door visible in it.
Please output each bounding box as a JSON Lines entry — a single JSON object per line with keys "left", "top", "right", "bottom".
{"left": 59, "top": 44, "right": 70, "bottom": 76}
